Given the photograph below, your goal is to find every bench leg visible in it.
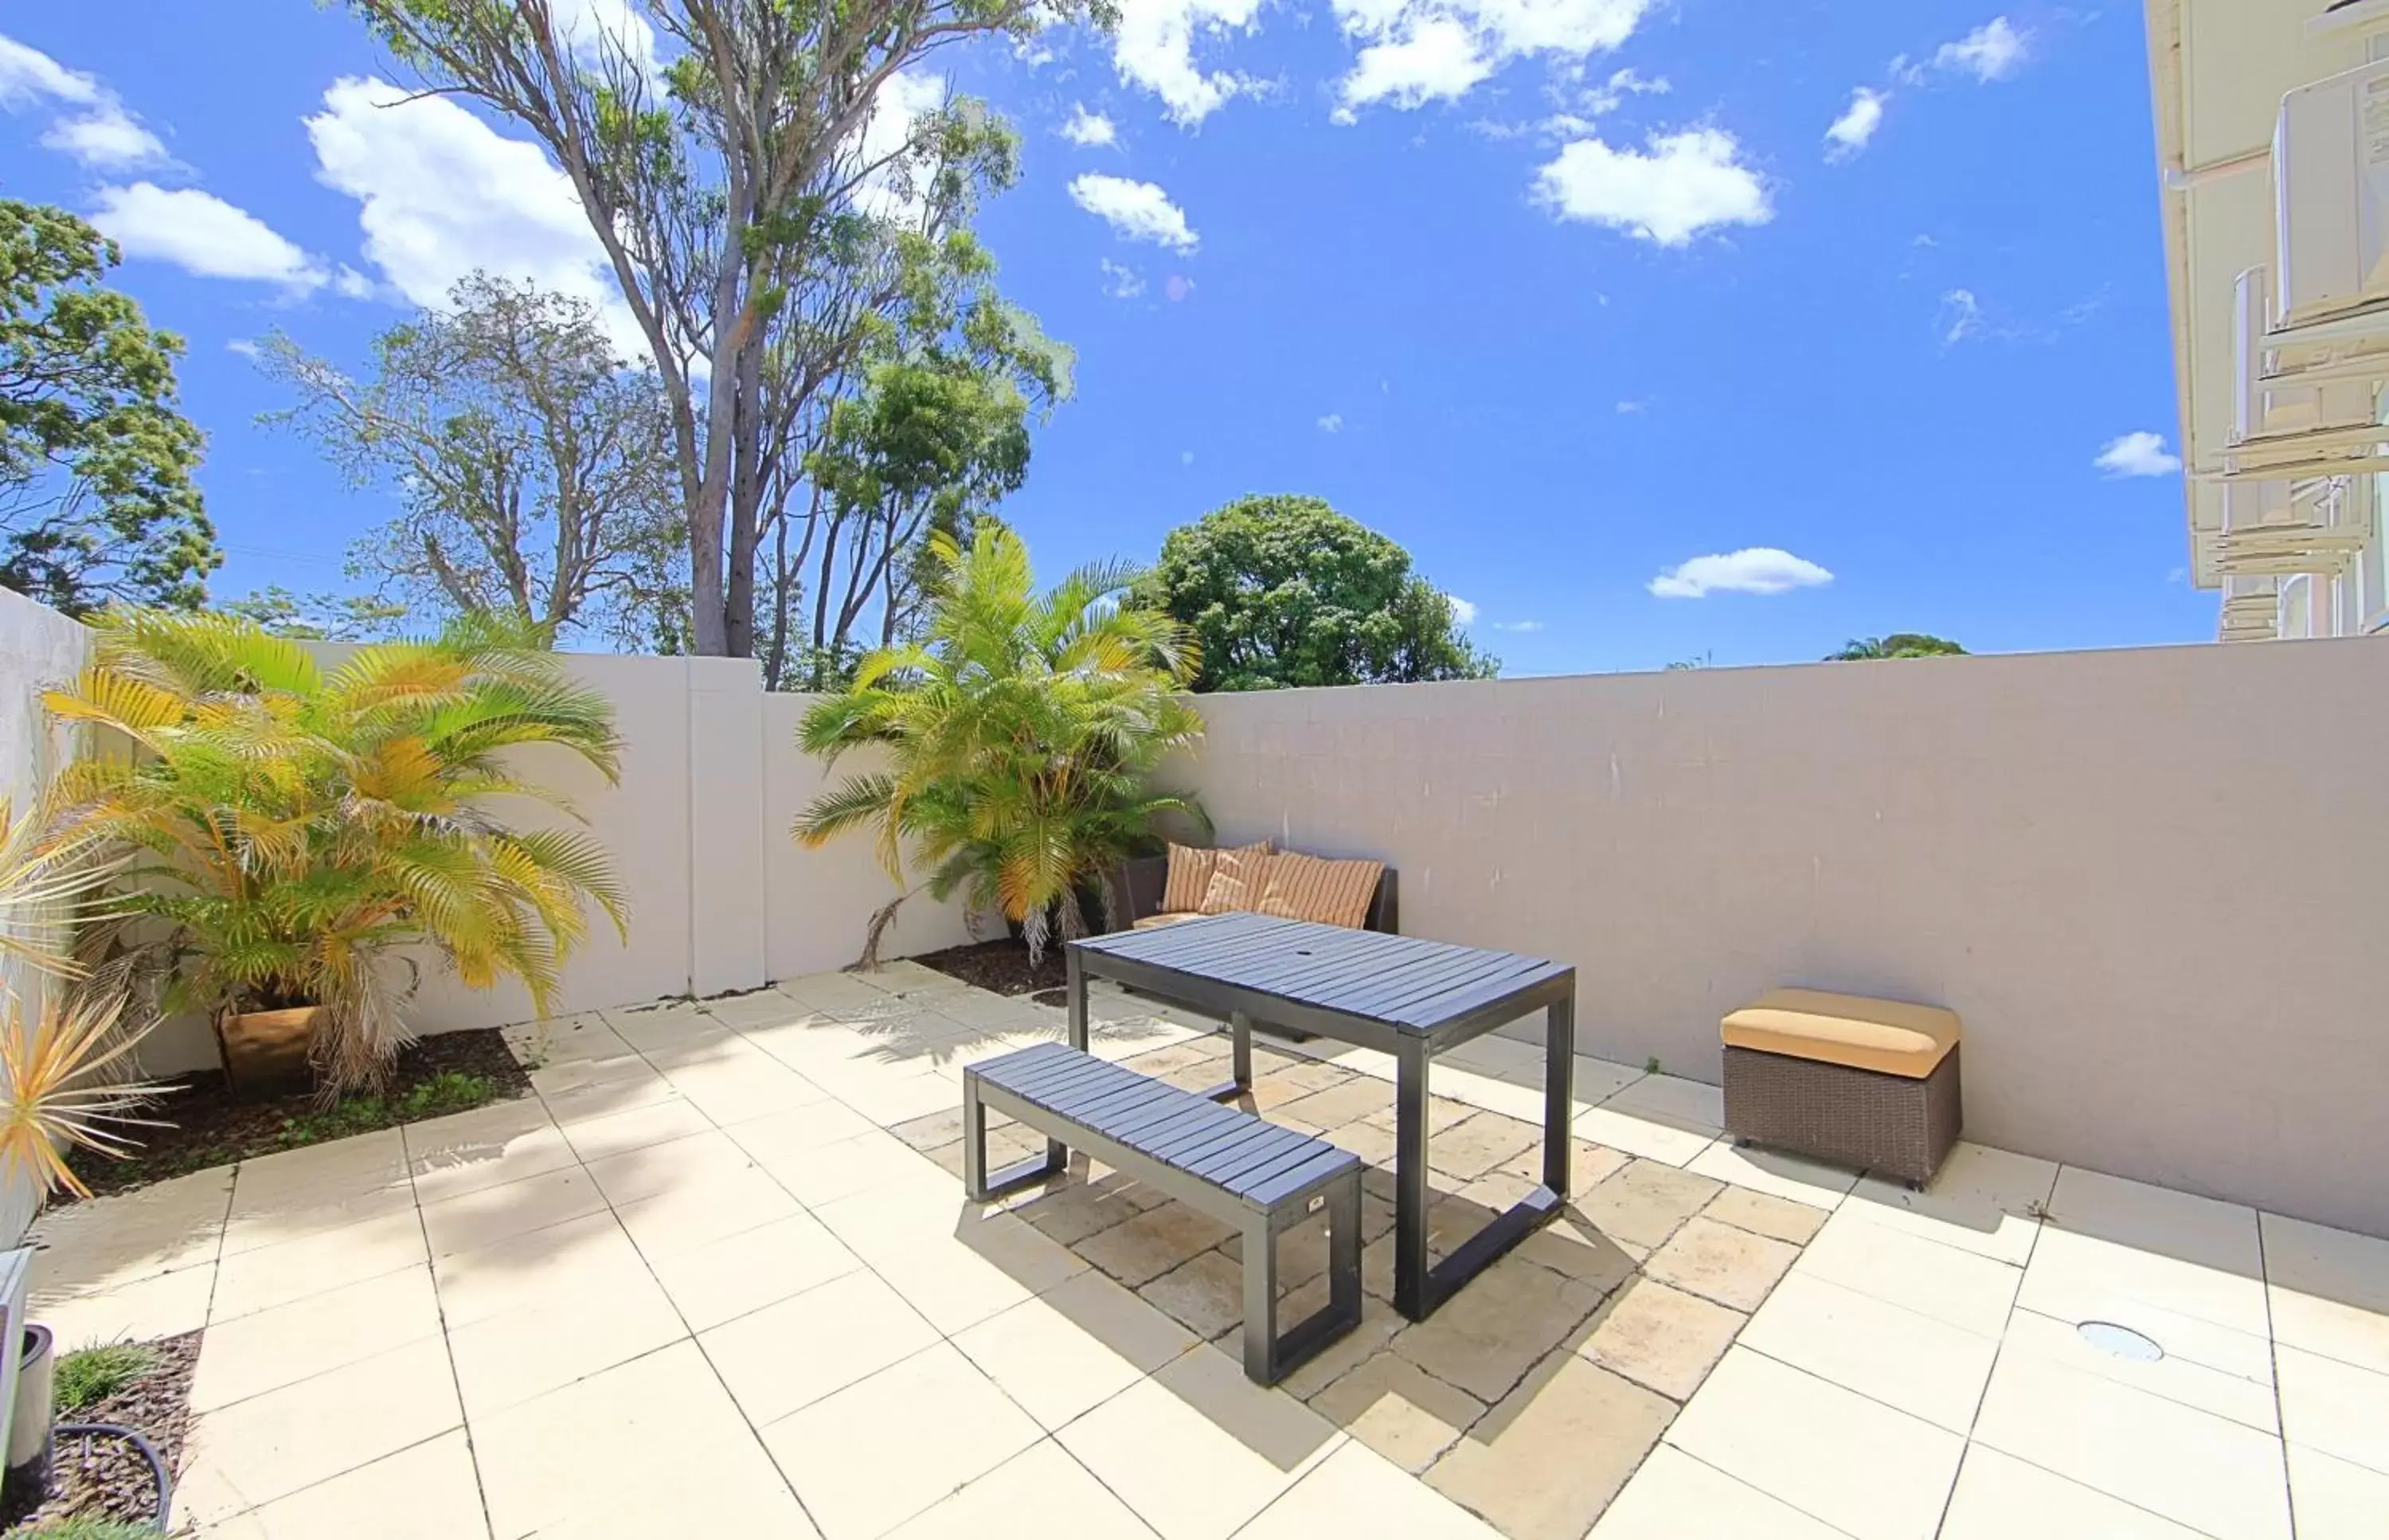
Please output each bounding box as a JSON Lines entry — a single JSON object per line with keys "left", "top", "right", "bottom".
{"left": 963, "top": 1074, "right": 1064, "bottom": 1202}
{"left": 1240, "top": 1210, "right": 1281, "bottom": 1386}
{"left": 1238, "top": 1171, "right": 1365, "bottom": 1386}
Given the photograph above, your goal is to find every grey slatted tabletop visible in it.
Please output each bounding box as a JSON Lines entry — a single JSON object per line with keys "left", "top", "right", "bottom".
{"left": 1065, "top": 911, "right": 1578, "bottom": 1320}
{"left": 1077, "top": 912, "right": 1571, "bottom": 1033}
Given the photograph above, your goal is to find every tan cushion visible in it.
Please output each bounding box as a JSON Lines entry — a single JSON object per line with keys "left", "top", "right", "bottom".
{"left": 1254, "top": 851, "right": 1383, "bottom": 928}
{"left": 1199, "top": 846, "right": 1272, "bottom": 915}
{"left": 1722, "top": 988, "right": 1961, "bottom": 1080}
{"left": 1163, "top": 840, "right": 1269, "bottom": 913}
{"left": 1131, "top": 911, "right": 1206, "bottom": 931}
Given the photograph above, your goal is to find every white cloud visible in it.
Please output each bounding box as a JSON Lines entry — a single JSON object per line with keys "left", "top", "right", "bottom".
{"left": 1931, "top": 17, "right": 2028, "bottom": 83}
{"left": 89, "top": 183, "right": 334, "bottom": 293}
{"left": 1824, "top": 87, "right": 1885, "bottom": 162}
{"left": 1492, "top": 619, "right": 1543, "bottom": 632}
{"left": 1181, "top": 449, "right": 1196, "bottom": 465}
{"left": 1100, "top": 258, "right": 1145, "bottom": 299}
{"left": 225, "top": 338, "right": 263, "bottom": 359}
{"left": 44, "top": 104, "right": 170, "bottom": 170}
{"left": 0, "top": 33, "right": 99, "bottom": 107}
{"left": 1534, "top": 127, "right": 1770, "bottom": 246}
{"left": 1447, "top": 596, "right": 1478, "bottom": 625}
{"left": 1340, "top": 18, "right": 1493, "bottom": 112}
{"left": 1060, "top": 104, "right": 1117, "bottom": 146}
{"left": 1615, "top": 399, "right": 1646, "bottom": 413}
{"left": 1939, "top": 288, "right": 1983, "bottom": 345}
{"left": 1069, "top": 173, "right": 1198, "bottom": 252}
{"left": 306, "top": 77, "right": 640, "bottom": 353}
{"left": 849, "top": 72, "right": 951, "bottom": 223}
{"left": 1580, "top": 67, "right": 1668, "bottom": 115}
{"left": 1317, "top": 412, "right": 1344, "bottom": 432}
{"left": 0, "top": 33, "right": 174, "bottom": 170}
{"left": 543, "top": 0, "right": 663, "bottom": 77}
{"left": 1110, "top": 0, "right": 1265, "bottom": 125}
{"left": 2094, "top": 432, "right": 2183, "bottom": 479}
{"left": 1331, "top": 0, "right": 1653, "bottom": 118}
{"left": 1648, "top": 548, "right": 1833, "bottom": 599}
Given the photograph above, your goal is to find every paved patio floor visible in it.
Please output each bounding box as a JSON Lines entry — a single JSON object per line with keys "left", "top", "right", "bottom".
{"left": 24, "top": 962, "right": 2389, "bottom": 1538}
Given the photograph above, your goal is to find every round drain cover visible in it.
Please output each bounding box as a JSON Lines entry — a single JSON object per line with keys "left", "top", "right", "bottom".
{"left": 2077, "top": 1321, "right": 2163, "bottom": 1362}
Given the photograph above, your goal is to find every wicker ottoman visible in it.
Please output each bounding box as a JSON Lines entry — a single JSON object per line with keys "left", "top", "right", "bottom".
{"left": 1719, "top": 989, "right": 1962, "bottom": 1188}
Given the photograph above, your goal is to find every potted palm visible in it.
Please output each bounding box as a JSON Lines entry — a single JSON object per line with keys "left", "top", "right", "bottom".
{"left": 40, "top": 609, "right": 628, "bottom": 1097}
{"left": 795, "top": 526, "right": 1208, "bottom": 967}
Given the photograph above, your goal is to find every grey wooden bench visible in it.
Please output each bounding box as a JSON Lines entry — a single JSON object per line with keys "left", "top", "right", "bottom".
{"left": 962, "top": 1040, "right": 1363, "bottom": 1386}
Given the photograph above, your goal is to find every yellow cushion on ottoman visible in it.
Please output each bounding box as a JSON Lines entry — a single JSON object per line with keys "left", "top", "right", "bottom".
{"left": 1721, "top": 988, "right": 1961, "bottom": 1080}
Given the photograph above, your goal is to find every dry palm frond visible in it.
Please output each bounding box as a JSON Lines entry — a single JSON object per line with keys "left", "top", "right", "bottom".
{"left": 0, "top": 800, "right": 125, "bottom": 977}
{"left": 0, "top": 990, "right": 173, "bottom": 1201}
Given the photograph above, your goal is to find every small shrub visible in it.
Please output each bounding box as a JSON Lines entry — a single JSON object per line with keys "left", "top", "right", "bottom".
{"left": 1644, "top": 1055, "right": 1662, "bottom": 1076}
{"left": 53, "top": 1342, "right": 158, "bottom": 1412}
{"left": 272, "top": 1071, "right": 497, "bottom": 1151}
{"left": 18, "top": 1518, "right": 162, "bottom": 1539}
{"left": 401, "top": 1071, "right": 497, "bottom": 1120}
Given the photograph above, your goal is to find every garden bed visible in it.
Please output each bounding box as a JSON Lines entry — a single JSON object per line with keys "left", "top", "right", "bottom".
{"left": 0, "top": 1331, "right": 199, "bottom": 1538}
{"left": 911, "top": 939, "right": 1066, "bottom": 999}
{"left": 62, "top": 1029, "right": 531, "bottom": 1202}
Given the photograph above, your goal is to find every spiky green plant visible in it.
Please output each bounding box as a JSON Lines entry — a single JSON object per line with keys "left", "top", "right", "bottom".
{"left": 795, "top": 526, "right": 1207, "bottom": 966}
{"left": 53, "top": 1341, "right": 159, "bottom": 1412}
{"left": 39, "top": 608, "right": 628, "bottom": 1095}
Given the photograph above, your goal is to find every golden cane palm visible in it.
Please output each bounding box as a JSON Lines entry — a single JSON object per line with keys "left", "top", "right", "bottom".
{"left": 40, "top": 608, "right": 628, "bottom": 1095}
{"left": 794, "top": 526, "right": 1208, "bottom": 967}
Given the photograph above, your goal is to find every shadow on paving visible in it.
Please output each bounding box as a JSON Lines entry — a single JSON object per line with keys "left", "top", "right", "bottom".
{"left": 902, "top": 1032, "right": 1829, "bottom": 1540}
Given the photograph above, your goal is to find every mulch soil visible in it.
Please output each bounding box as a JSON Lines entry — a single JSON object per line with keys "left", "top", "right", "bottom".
{"left": 0, "top": 1330, "right": 200, "bottom": 1536}
{"left": 912, "top": 940, "right": 1068, "bottom": 999}
{"left": 61, "top": 1027, "right": 533, "bottom": 1204}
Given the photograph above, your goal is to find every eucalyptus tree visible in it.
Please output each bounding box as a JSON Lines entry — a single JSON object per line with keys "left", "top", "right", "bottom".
{"left": 259, "top": 275, "right": 685, "bottom": 648}
{"left": 346, "top": 0, "right": 1099, "bottom": 659}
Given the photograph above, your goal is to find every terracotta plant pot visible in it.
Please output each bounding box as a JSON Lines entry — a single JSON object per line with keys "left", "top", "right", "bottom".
{"left": 214, "top": 1005, "right": 321, "bottom": 1096}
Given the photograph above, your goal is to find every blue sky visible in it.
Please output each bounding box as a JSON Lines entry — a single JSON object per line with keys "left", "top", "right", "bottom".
{"left": 0, "top": 2, "right": 2200, "bottom": 673}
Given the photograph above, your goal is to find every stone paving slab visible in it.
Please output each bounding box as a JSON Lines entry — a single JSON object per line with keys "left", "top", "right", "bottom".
{"left": 22, "top": 963, "right": 2382, "bottom": 1539}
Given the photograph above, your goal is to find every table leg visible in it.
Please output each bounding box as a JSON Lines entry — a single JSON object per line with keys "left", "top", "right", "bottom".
{"left": 1065, "top": 949, "right": 1088, "bottom": 1052}
{"left": 1199, "top": 1008, "right": 1257, "bottom": 1104}
{"left": 1393, "top": 1038, "right": 1431, "bottom": 1320}
{"left": 1545, "top": 991, "right": 1574, "bottom": 1194}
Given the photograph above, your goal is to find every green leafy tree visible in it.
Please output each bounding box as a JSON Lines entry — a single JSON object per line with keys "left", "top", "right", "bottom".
{"left": 1141, "top": 494, "right": 1497, "bottom": 691}
{"left": 794, "top": 526, "right": 1205, "bottom": 967}
{"left": 777, "top": 306, "right": 1066, "bottom": 690}
{"left": 221, "top": 586, "right": 413, "bottom": 642}
{"left": 40, "top": 609, "right": 627, "bottom": 1095}
{"left": 1826, "top": 634, "right": 1967, "bottom": 661}
{"left": 344, "top": 0, "right": 1097, "bottom": 659}
{"left": 0, "top": 200, "right": 217, "bottom": 615}
{"left": 256, "top": 275, "right": 686, "bottom": 649}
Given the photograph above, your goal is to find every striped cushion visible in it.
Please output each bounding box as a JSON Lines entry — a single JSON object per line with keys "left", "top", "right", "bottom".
{"left": 1164, "top": 840, "right": 1269, "bottom": 913}
{"left": 1198, "top": 846, "right": 1273, "bottom": 915}
{"left": 1255, "top": 852, "right": 1383, "bottom": 928}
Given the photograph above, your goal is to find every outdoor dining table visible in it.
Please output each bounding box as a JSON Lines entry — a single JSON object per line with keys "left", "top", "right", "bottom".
{"left": 1065, "top": 911, "right": 1577, "bottom": 1322}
